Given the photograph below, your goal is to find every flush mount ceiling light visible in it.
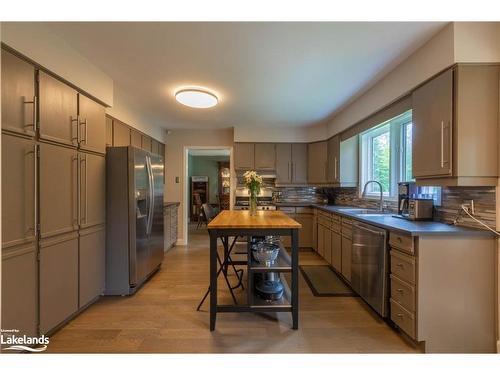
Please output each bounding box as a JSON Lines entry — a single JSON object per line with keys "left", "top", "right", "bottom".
{"left": 174, "top": 88, "right": 218, "bottom": 109}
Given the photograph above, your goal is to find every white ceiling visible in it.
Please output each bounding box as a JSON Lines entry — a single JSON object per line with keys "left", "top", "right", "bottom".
{"left": 45, "top": 22, "right": 445, "bottom": 130}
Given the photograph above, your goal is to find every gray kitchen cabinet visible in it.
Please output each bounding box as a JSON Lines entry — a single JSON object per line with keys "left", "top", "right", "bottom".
{"left": 324, "top": 227, "right": 332, "bottom": 264}
{"left": 331, "top": 230, "right": 342, "bottom": 272}
{"left": 340, "top": 136, "right": 359, "bottom": 187}
{"left": 295, "top": 213, "right": 313, "bottom": 248}
{"left": 412, "top": 65, "right": 499, "bottom": 185}
{"left": 292, "top": 143, "right": 308, "bottom": 184}
{"left": 79, "top": 225, "right": 105, "bottom": 307}
{"left": 317, "top": 223, "right": 325, "bottom": 258}
{"left": 1, "top": 49, "right": 36, "bottom": 137}
{"left": 39, "top": 143, "right": 79, "bottom": 239}
{"left": 1, "top": 243, "right": 38, "bottom": 337}
{"left": 105, "top": 116, "right": 113, "bottom": 147}
{"left": 39, "top": 71, "right": 79, "bottom": 147}
{"left": 327, "top": 135, "right": 340, "bottom": 183}
{"left": 234, "top": 142, "right": 255, "bottom": 170}
{"left": 39, "top": 232, "right": 79, "bottom": 334}
{"left": 308, "top": 141, "right": 328, "bottom": 184}
{"left": 79, "top": 152, "right": 106, "bottom": 229}
{"left": 1, "top": 134, "right": 36, "bottom": 248}
{"left": 341, "top": 236, "right": 352, "bottom": 281}
{"left": 151, "top": 139, "right": 160, "bottom": 155}
{"left": 78, "top": 94, "right": 106, "bottom": 154}
{"left": 276, "top": 143, "right": 308, "bottom": 184}
{"left": 412, "top": 69, "right": 453, "bottom": 178}
{"left": 130, "top": 129, "right": 142, "bottom": 148}
{"left": 142, "top": 135, "right": 152, "bottom": 152}
{"left": 159, "top": 143, "right": 165, "bottom": 157}
{"left": 276, "top": 143, "right": 292, "bottom": 183}
{"left": 254, "top": 143, "right": 276, "bottom": 170}
{"left": 113, "top": 119, "right": 130, "bottom": 147}
{"left": 164, "top": 204, "right": 179, "bottom": 250}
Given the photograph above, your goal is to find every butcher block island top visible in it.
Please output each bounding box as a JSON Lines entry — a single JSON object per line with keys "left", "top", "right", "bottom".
{"left": 207, "top": 210, "right": 302, "bottom": 229}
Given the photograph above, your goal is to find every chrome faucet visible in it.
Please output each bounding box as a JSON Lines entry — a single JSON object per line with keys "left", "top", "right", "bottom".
{"left": 362, "top": 180, "right": 384, "bottom": 212}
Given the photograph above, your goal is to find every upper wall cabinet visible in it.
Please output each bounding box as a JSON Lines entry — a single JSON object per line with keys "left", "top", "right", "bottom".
{"left": 141, "top": 135, "right": 152, "bottom": 152}
{"left": 1, "top": 49, "right": 36, "bottom": 137}
{"left": 339, "top": 135, "right": 359, "bottom": 187}
{"left": 308, "top": 141, "right": 328, "bottom": 184}
{"left": 276, "top": 143, "right": 308, "bottom": 184}
{"left": 39, "top": 71, "right": 79, "bottom": 147}
{"left": 105, "top": 116, "right": 113, "bottom": 147}
{"left": 412, "top": 65, "right": 499, "bottom": 186}
{"left": 78, "top": 94, "right": 106, "bottom": 154}
{"left": 130, "top": 129, "right": 142, "bottom": 148}
{"left": 234, "top": 143, "right": 255, "bottom": 170}
{"left": 151, "top": 139, "right": 160, "bottom": 155}
{"left": 254, "top": 143, "right": 276, "bottom": 170}
{"left": 112, "top": 119, "right": 131, "bottom": 147}
{"left": 327, "top": 135, "right": 340, "bottom": 184}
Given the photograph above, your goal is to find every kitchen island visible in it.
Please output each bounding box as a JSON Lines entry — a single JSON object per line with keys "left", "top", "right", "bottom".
{"left": 206, "top": 210, "right": 301, "bottom": 331}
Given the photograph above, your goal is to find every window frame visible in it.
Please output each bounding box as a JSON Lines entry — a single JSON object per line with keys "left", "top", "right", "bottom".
{"left": 359, "top": 110, "right": 412, "bottom": 200}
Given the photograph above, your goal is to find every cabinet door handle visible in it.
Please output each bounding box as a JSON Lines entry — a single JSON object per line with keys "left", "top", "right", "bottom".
{"left": 71, "top": 115, "right": 80, "bottom": 144}
{"left": 80, "top": 118, "right": 88, "bottom": 145}
{"left": 334, "top": 157, "right": 338, "bottom": 181}
{"left": 396, "top": 263, "right": 404, "bottom": 268}
{"left": 80, "top": 155, "right": 88, "bottom": 223}
{"left": 23, "top": 96, "right": 37, "bottom": 133}
{"left": 397, "top": 288, "right": 404, "bottom": 293}
{"left": 26, "top": 145, "right": 38, "bottom": 235}
{"left": 440, "top": 121, "right": 444, "bottom": 168}
{"left": 72, "top": 154, "right": 79, "bottom": 225}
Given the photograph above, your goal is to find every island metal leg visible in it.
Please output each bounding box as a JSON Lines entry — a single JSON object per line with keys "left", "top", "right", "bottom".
{"left": 209, "top": 231, "right": 218, "bottom": 331}
{"left": 291, "top": 228, "right": 299, "bottom": 329}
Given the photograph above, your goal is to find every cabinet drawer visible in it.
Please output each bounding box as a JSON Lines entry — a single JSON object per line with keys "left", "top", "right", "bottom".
{"left": 390, "top": 250, "right": 416, "bottom": 284}
{"left": 278, "top": 206, "right": 296, "bottom": 214}
{"left": 331, "top": 214, "right": 341, "bottom": 223}
{"left": 390, "top": 299, "right": 416, "bottom": 339}
{"left": 390, "top": 274, "right": 416, "bottom": 312}
{"left": 341, "top": 226, "right": 352, "bottom": 239}
{"left": 318, "top": 216, "right": 331, "bottom": 227}
{"left": 389, "top": 232, "right": 414, "bottom": 254}
{"left": 331, "top": 222, "right": 341, "bottom": 234}
{"left": 296, "top": 207, "right": 313, "bottom": 214}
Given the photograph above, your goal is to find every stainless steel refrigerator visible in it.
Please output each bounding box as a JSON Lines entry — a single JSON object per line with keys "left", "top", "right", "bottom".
{"left": 105, "top": 146, "right": 164, "bottom": 295}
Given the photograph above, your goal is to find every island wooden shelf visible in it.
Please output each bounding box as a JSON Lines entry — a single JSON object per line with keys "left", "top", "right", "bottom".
{"left": 206, "top": 210, "right": 301, "bottom": 331}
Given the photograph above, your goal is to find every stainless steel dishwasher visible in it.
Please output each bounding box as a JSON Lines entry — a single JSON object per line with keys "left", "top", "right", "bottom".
{"left": 351, "top": 221, "right": 389, "bottom": 317}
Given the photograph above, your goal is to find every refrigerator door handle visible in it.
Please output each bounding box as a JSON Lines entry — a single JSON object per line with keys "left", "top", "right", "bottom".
{"left": 146, "top": 155, "right": 154, "bottom": 235}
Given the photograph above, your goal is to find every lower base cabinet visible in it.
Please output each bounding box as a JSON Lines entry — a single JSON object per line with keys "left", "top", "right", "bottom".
{"left": 331, "top": 230, "right": 341, "bottom": 271}
{"left": 341, "top": 236, "right": 352, "bottom": 281}
{"left": 39, "top": 232, "right": 79, "bottom": 334}
{"left": 1, "top": 243, "right": 37, "bottom": 337}
{"left": 79, "top": 225, "right": 105, "bottom": 307}
{"left": 295, "top": 214, "right": 313, "bottom": 248}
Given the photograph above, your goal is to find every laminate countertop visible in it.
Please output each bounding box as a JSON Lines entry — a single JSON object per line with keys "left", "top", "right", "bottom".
{"left": 274, "top": 201, "right": 493, "bottom": 237}
{"left": 313, "top": 205, "right": 494, "bottom": 237}
{"left": 208, "top": 210, "right": 302, "bottom": 229}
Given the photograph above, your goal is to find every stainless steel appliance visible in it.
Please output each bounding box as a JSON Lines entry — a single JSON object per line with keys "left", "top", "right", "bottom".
{"left": 234, "top": 187, "right": 276, "bottom": 210}
{"left": 105, "top": 146, "right": 164, "bottom": 295}
{"left": 408, "top": 198, "right": 434, "bottom": 220}
{"left": 396, "top": 181, "right": 417, "bottom": 218}
{"left": 351, "top": 221, "right": 388, "bottom": 317}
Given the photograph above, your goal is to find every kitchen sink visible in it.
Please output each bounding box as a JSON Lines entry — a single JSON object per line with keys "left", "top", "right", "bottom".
{"left": 356, "top": 213, "right": 391, "bottom": 218}
{"left": 335, "top": 208, "right": 379, "bottom": 214}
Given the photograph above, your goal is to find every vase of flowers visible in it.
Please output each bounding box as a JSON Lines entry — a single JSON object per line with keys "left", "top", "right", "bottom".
{"left": 243, "top": 170, "right": 262, "bottom": 216}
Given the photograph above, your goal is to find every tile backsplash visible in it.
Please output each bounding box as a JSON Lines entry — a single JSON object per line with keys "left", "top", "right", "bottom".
{"left": 273, "top": 185, "right": 496, "bottom": 230}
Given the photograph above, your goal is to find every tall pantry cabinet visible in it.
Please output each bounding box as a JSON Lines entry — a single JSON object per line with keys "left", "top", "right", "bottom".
{"left": 1, "top": 47, "right": 106, "bottom": 336}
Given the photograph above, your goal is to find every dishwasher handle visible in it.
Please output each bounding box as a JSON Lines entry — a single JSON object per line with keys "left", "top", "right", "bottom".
{"left": 353, "top": 222, "right": 386, "bottom": 236}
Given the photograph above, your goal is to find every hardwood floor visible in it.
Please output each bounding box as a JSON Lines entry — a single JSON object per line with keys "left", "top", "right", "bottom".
{"left": 46, "top": 224, "right": 420, "bottom": 353}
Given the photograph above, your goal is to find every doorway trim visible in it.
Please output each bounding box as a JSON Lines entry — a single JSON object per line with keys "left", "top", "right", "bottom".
{"left": 182, "top": 145, "right": 233, "bottom": 245}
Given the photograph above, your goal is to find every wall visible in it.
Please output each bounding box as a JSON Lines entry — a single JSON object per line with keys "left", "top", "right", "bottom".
{"left": 189, "top": 155, "right": 230, "bottom": 204}
{"left": 1, "top": 22, "right": 113, "bottom": 106}
{"left": 164, "top": 128, "right": 234, "bottom": 244}
{"left": 234, "top": 121, "right": 328, "bottom": 143}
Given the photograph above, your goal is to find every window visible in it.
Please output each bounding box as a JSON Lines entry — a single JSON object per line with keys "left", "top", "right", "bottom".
{"left": 360, "top": 110, "right": 412, "bottom": 198}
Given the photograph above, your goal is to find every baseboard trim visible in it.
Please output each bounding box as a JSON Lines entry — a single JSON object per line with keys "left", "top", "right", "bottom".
{"left": 176, "top": 238, "right": 187, "bottom": 246}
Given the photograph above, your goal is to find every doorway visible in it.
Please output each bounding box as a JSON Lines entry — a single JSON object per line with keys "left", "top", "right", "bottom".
{"left": 184, "top": 147, "right": 233, "bottom": 244}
